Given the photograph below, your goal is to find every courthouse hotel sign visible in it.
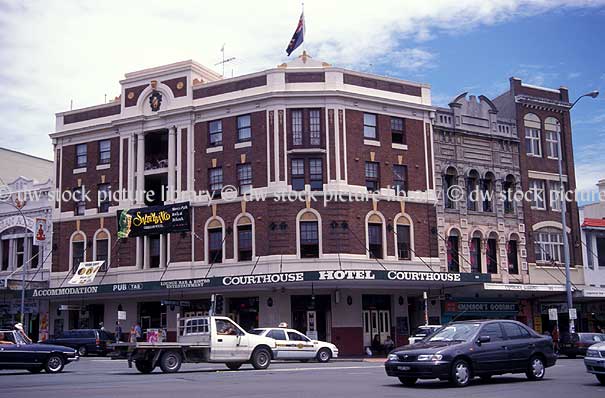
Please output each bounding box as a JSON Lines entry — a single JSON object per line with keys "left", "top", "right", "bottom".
{"left": 31, "top": 270, "right": 490, "bottom": 298}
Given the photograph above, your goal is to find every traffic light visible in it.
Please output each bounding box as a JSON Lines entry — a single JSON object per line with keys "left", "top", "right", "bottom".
{"left": 215, "top": 295, "right": 224, "bottom": 315}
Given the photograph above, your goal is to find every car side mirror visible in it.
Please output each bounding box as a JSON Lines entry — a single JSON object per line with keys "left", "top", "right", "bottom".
{"left": 477, "top": 336, "right": 490, "bottom": 345}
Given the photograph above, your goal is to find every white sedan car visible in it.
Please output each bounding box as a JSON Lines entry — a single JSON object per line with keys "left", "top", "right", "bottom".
{"left": 250, "top": 327, "right": 339, "bottom": 362}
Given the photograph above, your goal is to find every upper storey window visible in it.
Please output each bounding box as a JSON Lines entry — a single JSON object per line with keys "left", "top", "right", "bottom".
{"left": 237, "top": 115, "right": 252, "bottom": 142}
{"left": 98, "top": 140, "right": 111, "bottom": 165}
{"left": 364, "top": 113, "right": 377, "bottom": 139}
{"left": 545, "top": 117, "right": 560, "bottom": 160}
{"left": 209, "top": 120, "right": 223, "bottom": 147}
{"left": 524, "top": 113, "right": 542, "bottom": 157}
{"left": 391, "top": 117, "right": 405, "bottom": 144}
{"left": 75, "top": 144, "right": 87, "bottom": 168}
{"left": 292, "top": 110, "right": 303, "bottom": 146}
{"left": 309, "top": 110, "right": 321, "bottom": 146}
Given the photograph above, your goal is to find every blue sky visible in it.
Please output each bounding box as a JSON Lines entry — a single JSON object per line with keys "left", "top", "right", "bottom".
{"left": 0, "top": 0, "right": 604, "bottom": 194}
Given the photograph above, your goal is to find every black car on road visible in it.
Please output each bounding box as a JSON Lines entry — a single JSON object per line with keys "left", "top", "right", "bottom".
{"left": 385, "top": 320, "right": 557, "bottom": 387}
{"left": 42, "top": 329, "right": 114, "bottom": 356}
{"left": 0, "top": 330, "right": 78, "bottom": 373}
{"left": 560, "top": 332, "right": 605, "bottom": 358}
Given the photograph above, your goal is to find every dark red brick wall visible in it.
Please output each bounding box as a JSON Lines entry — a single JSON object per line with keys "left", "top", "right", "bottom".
{"left": 345, "top": 110, "right": 427, "bottom": 192}
{"left": 332, "top": 327, "right": 364, "bottom": 355}
{"left": 60, "top": 137, "right": 120, "bottom": 213}
{"left": 194, "top": 111, "right": 267, "bottom": 193}
{"left": 162, "top": 76, "right": 187, "bottom": 98}
{"left": 124, "top": 84, "right": 148, "bottom": 107}
{"left": 63, "top": 104, "right": 121, "bottom": 124}
{"left": 343, "top": 74, "right": 422, "bottom": 97}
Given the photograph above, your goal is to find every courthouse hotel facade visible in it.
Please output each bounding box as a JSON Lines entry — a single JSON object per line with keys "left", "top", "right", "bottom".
{"left": 40, "top": 53, "right": 565, "bottom": 354}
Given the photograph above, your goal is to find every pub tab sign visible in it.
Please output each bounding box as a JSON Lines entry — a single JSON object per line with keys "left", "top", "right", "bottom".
{"left": 117, "top": 202, "right": 191, "bottom": 238}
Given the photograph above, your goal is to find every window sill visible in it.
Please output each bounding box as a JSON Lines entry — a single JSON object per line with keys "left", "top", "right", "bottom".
{"left": 526, "top": 154, "right": 542, "bottom": 158}
{"left": 391, "top": 143, "right": 408, "bottom": 151}
{"left": 530, "top": 206, "right": 547, "bottom": 211}
{"left": 287, "top": 148, "right": 326, "bottom": 154}
{"left": 73, "top": 167, "right": 87, "bottom": 174}
{"left": 206, "top": 146, "right": 223, "bottom": 154}
{"left": 96, "top": 164, "right": 111, "bottom": 170}
{"left": 363, "top": 139, "right": 381, "bottom": 147}
{"left": 234, "top": 141, "right": 252, "bottom": 149}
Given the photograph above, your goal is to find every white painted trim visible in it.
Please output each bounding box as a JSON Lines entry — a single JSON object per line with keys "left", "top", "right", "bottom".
{"left": 234, "top": 141, "right": 252, "bottom": 149}
{"left": 73, "top": 167, "right": 87, "bottom": 174}
{"left": 233, "top": 212, "right": 256, "bottom": 261}
{"left": 532, "top": 221, "right": 571, "bottom": 233}
{"left": 204, "top": 216, "right": 226, "bottom": 266}
{"left": 364, "top": 210, "right": 387, "bottom": 260}
{"left": 96, "top": 164, "right": 111, "bottom": 171}
{"left": 295, "top": 208, "right": 323, "bottom": 259}
{"left": 325, "top": 108, "right": 331, "bottom": 184}
{"left": 391, "top": 143, "right": 408, "bottom": 151}
{"left": 206, "top": 146, "right": 223, "bottom": 154}
{"left": 363, "top": 139, "right": 381, "bottom": 147}
{"left": 92, "top": 228, "right": 111, "bottom": 268}
{"left": 527, "top": 170, "right": 568, "bottom": 182}
{"left": 393, "top": 213, "right": 415, "bottom": 261}
{"left": 342, "top": 109, "right": 348, "bottom": 183}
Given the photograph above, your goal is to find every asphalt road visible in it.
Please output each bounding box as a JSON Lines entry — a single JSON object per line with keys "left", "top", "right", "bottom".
{"left": 0, "top": 357, "right": 603, "bottom": 398}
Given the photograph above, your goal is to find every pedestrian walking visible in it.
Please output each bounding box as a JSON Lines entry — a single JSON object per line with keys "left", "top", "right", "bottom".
{"left": 115, "top": 321, "right": 122, "bottom": 343}
{"left": 129, "top": 325, "right": 137, "bottom": 343}
{"left": 134, "top": 322, "right": 142, "bottom": 342}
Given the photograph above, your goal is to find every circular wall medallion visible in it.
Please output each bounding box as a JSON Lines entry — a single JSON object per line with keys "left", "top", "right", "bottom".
{"left": 127, "top": 92, "right": 135, "bottom": 100}
{"left": 176, "top": 81, "right": 184, "bottom": 90}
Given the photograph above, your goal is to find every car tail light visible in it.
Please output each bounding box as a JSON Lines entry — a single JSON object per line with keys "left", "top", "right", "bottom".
{"left": 96, "top": 338, "right": 101, "bottom": 345}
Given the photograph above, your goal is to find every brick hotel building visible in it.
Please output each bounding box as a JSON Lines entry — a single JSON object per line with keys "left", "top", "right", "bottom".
{"left": 37, "top": 53, "right": 584, "bottom": 353}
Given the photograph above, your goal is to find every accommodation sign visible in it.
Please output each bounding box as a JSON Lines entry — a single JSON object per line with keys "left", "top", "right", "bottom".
{"left": 29, "top": 270, "right": 491, "bottom": 298}
{"left": 117, "top": 202, "right": 191, "bottom": 238}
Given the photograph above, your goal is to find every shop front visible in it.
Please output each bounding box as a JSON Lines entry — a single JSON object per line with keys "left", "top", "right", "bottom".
{"left": 441, "top": 299, "right": 523, "bottom": 323}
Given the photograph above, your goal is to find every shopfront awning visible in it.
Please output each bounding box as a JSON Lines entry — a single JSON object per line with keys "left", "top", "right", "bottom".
{"left": 30, "top": 270, "right": 492, "bottom": 299}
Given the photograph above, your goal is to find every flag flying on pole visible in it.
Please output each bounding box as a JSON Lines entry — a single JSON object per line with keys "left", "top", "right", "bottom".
{"left": 286, "top": 12, "right": 305, "bottom": 56}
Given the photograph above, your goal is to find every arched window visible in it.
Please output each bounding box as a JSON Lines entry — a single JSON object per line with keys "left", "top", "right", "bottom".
{"left": 366, "top": 213, "right": 385, "bottom": 259}
{"left": 486, "top": 232, "right": 499, "bottom": 274}
{"left": 93, "top": 229, "right": 110, "bottom": 271}
{"left": 508, "top": 234, "right": 520, "bottom": 275}
{"left": 544, "top": 117, "right": 560, "bottom": 160}
{"left": 524, "top": 113, "right": 542, "bottom": 157}
{"left": 481, "top": 172, "right": 495, "bottom": 212}
{"left": 443, "top": 167, "right": 458, "bottom": 209}
{"left": 534, "top": 227, "right": 563, "bottom": 264}
{"left": 70, "top": 231, "right": 86, "bottom": 273}
{"left": 206, "top": 218, "right": 224, "bottom": 264}
{"left": 395, "top": 215, "right": 412, "bottom": 260}
{"left": 503, "top": 175, "right": 516, "bottom": 214}
{"left": 447, "top": 229, "right": 460, "bottom": 272}
{"left": 235, "top": 214, "right": 254, "bottom": 261}
{"left": 298, "top": 210, "right": 320, "bottom": 258}
{"left": 469, "top": 230, "right": 482, "bottom": 273}
{"left": 466, "top": 170, "right": 480, "bottom": 211}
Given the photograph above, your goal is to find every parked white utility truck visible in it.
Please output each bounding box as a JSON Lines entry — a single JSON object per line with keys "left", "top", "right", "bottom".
{"left": 110, "top": 315, "right": 276, "bottom": 373}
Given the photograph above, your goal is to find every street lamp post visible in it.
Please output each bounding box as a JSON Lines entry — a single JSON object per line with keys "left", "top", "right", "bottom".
{"left": 560, "top": 90, "right": 599, "bottom": 334}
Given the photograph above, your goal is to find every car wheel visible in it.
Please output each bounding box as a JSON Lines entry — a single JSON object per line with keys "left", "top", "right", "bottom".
{"left": 450, "top": 359, "right": 471, "bottom": 387}
{"left": 159, "top": 351, "right": 182, "bottom": 373}
{"left": 45, "top": 354, "right": 65, "bottom": 373}
{"left": 28, "top": 367, "right": 43, "bottom": 374}
{"left": 226, "top": 362, "right": 243, "bottom": 370}
{"left": 77, "top": 346, "right": 88, "bottom": 357}
{"left": 134, "top": 360, "right": 155, "bottom": 374}
{"left": 596, "top": 374, "right": 605, "bottom": 385}
{"left": 317, "top": 348, "right": 332, "bottom": 363}
{"left": 251, "top": 347, "right": 271, "bottom": 370}
{"left": 526, "top": 356, "right": 546, "bottom": 380}
{"left": 398, "top": 377, "right": 417, "bottom": 386}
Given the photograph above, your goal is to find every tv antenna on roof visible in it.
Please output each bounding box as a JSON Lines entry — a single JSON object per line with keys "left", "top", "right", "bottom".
{"left": 215, "top": 43, "right": 236, "bottom": 78}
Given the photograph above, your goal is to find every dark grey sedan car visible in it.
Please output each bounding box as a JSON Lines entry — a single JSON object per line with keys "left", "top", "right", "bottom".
{"left": 385, "top": 320, "right": 557, "bottom": 387}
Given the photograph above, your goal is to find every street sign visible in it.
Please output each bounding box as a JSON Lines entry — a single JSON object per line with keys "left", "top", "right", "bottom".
{"left": 117, "top": 311, "right": 127, "bottom": 320}
{"left": 59, "top": 305, "right": 81, "bottom": 311}
{"left": 569, "top": 308, "right": 577, "bottom": 320}
{"left": 548, "top": 308, "right": 558, "bottom": 321}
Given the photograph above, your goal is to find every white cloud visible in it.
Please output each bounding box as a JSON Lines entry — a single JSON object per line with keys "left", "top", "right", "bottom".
{"left": 1, "top": 0, "right": 604, "bottom": 159}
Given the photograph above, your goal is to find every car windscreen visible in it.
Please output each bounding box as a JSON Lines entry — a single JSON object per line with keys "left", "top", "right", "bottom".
{"left": 427, "top": 323, "right": 480, "bottom": 342}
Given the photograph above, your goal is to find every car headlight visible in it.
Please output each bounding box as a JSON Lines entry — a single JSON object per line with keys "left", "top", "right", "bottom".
{"left": 387, "top": 354, "right": 398, "bottom": 361}
{"left": 417, "top": 354, "right": 443, "bottom": 361}
{"left": 586, "top": 350, "right": 602, "bottom": 358}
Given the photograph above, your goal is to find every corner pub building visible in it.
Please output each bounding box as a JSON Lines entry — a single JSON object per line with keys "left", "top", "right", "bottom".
{"left": 40, "top": 53, "right": 500, "bottom": 355}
